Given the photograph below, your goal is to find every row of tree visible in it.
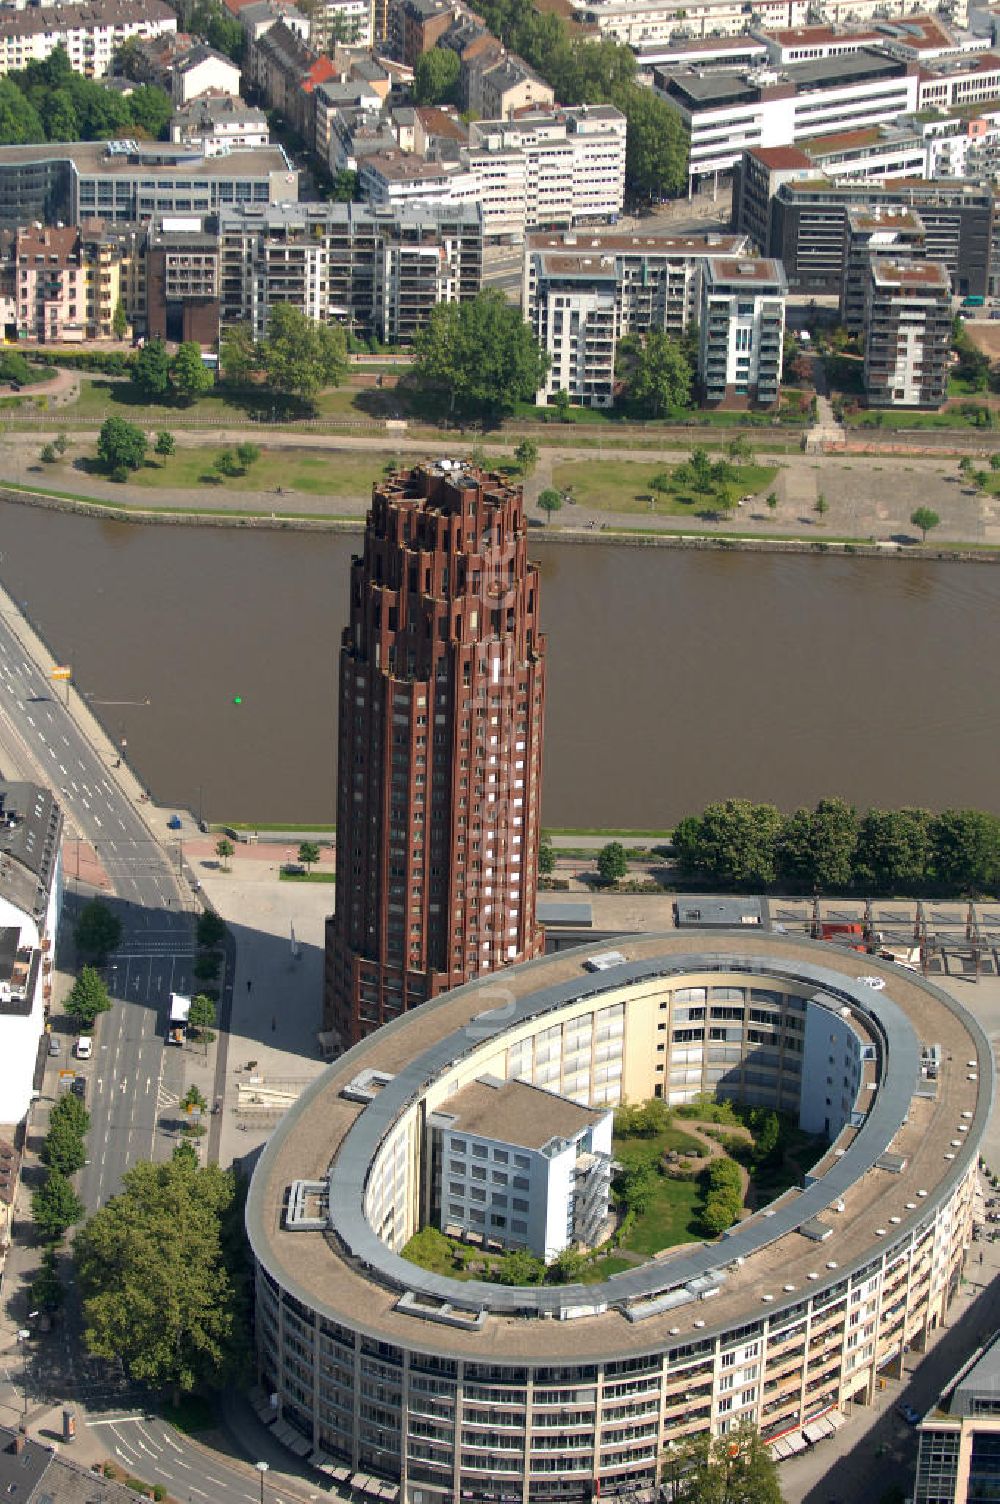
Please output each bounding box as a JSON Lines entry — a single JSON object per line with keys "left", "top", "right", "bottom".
{"left": 0, "top": 48, "right": 171, "bottom": 146}
{"left": 673, "top": 797, "right": 1000, "bottom": 894}
{"left": 411, "top": 290, "right": 549, "bottom": 418}
{"left": 32, "top": 1092, "right": 87, "bottom": 1243}
{"left": 132, "top": 339, "right": 216, "bottom": 405}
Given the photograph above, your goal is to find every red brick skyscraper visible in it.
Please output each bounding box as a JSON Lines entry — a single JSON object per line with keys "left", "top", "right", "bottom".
{"left": 324, "top": 462, "right": 547, "bottom": 1046}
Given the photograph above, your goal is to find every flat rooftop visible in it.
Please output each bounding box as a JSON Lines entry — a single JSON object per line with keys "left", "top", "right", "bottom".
{"left": 247, "top": 931, "right": 991, "bottom": 1362}
{"left": 0, "top": 141, "right": 291, "bottom": 177}
{"left": 441, "top": 1077, "right": 604, "bottom": 1151}
{"left": 872, "top": 257, "right": 950, "bottom": 286}
{"left": 528, "top": 230, "right": 745, "bottom": 256}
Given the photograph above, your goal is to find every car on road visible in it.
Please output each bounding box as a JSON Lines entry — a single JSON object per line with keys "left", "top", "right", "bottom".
{"left": 74, "top": 1037, "right": 92, "bottom": 1060}
{"left": 897, "top": 1404, "right": 921, "bottom": 1426}
{"left": 47, "top": 1036, "right": 60, "bottom": 1056}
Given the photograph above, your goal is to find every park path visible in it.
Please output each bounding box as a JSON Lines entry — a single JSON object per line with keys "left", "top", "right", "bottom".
{"left": 2, "top": 426, "right": 999, "bottom": 546}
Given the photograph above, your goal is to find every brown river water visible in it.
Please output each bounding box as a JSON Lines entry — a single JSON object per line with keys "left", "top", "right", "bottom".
{"left": 1, "top": 500, "right": 998, "bottom": 828}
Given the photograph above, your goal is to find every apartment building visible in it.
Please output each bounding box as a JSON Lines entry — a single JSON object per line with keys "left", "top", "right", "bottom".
{"left": 0, "top": 140, "right": 298, "bottom": 230}
{"left": 218, "top": 200, "right": 482, "bottom": 343}
{"left": 308, "top": 0, "right": 375, "bottom": 49}
{"left": 918, "top": 49, "right": 1000, "bottom": 108}
{"left": 236, "top": 0, "right": 312, "bottom": 48}
{"left": 698, "top": 256, "right": 786, "bottom": 408}
{"left": 863, "top": 258, "right": 951, "bottom": 407}
{"left": 171, "top": 41, "right": 241, "bottom": 102}
{"left": 144, "top": 213, "right": 220, "bottom": 344}
{"left": 0, "top": 0, "right": 176, "bottom": 80}
{"left": 523, "top": 229, "right": 750, "bottom": 407}
{"left": 358, "top": 149, "right": 474, "bottom": 209}
{"left": 0, "top": 784, "right": 63, "bottom": 1125}
{"left": 7, "top": 225, "right": 86, "bottom": 342}
{"left": 841, "top": 204, "right": 927, "bottom": 332}
{"left": 245, "top": 19, "right": 338, "bottom": 143}
{"left": 466, "top": 52, "right": 555, "bottom": 120}
{"left": 391, "top": 0, "right": 455, "bottom": 66}
{"left": 757, "top": 177, "right": 993, "bottom": 296}
{"left": 656, "top": 49, "right": 920, "bottom": 193}
{"left": 914, "top": 1336, "right": 1000, "bottom": 1504}
{"left": 431, "top": 1077, "right": 613, "bottom": 1261}
{"left": 170, "top": 95, "right": 270, "bottom": 152}
{"left": 571, "top": 0, "right": 809, "bottom": 48}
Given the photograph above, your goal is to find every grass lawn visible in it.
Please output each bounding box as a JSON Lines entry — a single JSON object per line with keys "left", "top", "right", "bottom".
{"left": 121, "top": 446, "right": 421, "bottom": 497}
{"left": 583, "top": 1254, "right": 634, "bottom": 1282}
{"left": 550, "top": 458, "right": 779, "bottom": 516}
{"left": 279, "top": 869, "right": 334, "bottom": 882}
{"left": 845, "top": 406, "right": 995, "bottom": 430}
{"left": 619, "top": 1177, "right": 705, "bottom": 1256}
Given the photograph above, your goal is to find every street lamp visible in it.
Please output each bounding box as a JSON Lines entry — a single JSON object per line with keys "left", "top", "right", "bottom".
{"left": 16, "top": 1325, "right": 33, "bottom": 1422}
{"left": 255, "top": 1460, "right": 269, "bottom": 1504}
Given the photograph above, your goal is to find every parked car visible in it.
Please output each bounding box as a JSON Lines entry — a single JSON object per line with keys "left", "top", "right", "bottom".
{"left": 47, "top": 1036, "right": 60, "bottom": 1056}
{"left": 74, "top": 1037, "right": 92, "bottom": 1060}
{"left": 70, "top": 1076, "right": 86, "bottom": 1102}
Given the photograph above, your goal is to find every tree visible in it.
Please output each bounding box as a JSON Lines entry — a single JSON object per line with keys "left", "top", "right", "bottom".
{"left": 766, "top": 492, "right": 778, "bottom": 512}
{"left": 514, "top": 438, "right": 539, "bottom": 477}
{"left": 154, "top": 430, "right": 175, "bottom": 459}
{"left": 552, "top": 388, "right": 572, "bottom": 422}
{"left": 856, "top": 808, "right": 932, "bottom": 894}
{"left": 538, "top": 833, "right": 555, "bottom": 877}
{"left": 74, "top": 1156, "right": 242, "bottom": 1400}
{"left": 0, "top": 351, "right": 32, "bottom": 386}
{"left": 597, "top": 841, "right": 628, "bottom": 884}
{"left": 170, "top": 341, "right": 213, "bottom": 403}
{"left": 672, "top": 800, "right": 784, "bottom": 887}
{"left": 235, "top": 441, "right": 260, "bottom": 471}
{"left": 650, "top": 470, "right": 672, "bottom": 502}
{"left": 626, "top": 330, "right": 692, "bottom": 417}
{"left": 778, "top": 798, "right": 858, "bottom": 891}
{"left": 74, "top": 900, "right": 122, "bottom": 962}
{"left": 29, "top": 1248, "right": 63, "bottom": 1313}
{"left": 132, "top": 337, "right": 171, "bottom": 399}
{"left": 412, "top": 290, "right": 549, "bottom": 417}
{"left": 54, "top": 432, "right": 69, "bottom": 454}
{"left": 127, "top": 83, "right": 172, "bottom": 140}
{"left": 33, "top": 1170, "right": 84, "bottom": 1242}
{"left": 194, "top": 952, "right": 220, "bottom": 982}
{"left": 328, "top": 168, "right": 358, "bottom": 203}
{"left": 0, "top": 76, "right": 43, "bottom": 144}
{"left": 97, "top": 415, "right": 147, "bottom": 474}
{"left": 614, "top": 80, "right": 688, "bottom": 201}
{"left": 188, "top": 994, "right": 217, "bottom": 1036}
{"left": 213, "top": 448, "right": 241, "bottom": 479}
{"left": 413, "top": 47, "right": 460, "bottom": 105}
{"left": 815, "top": 492, "right": 828, "bottom": 520}
{"left": 930, "top": 809, "right": 1000, "bottom": 893}
{"left": 40, "top": 442, "right": 58, "bottom": 464}
{"left": 911, "top": 506, "right": 940, "bottom": 543}
{"left": 991, "top": 453, "right": 1000, "bottom": 471}
{"left": 50, "top": 1092, "right": 89, "bottom": 1138}
{"left": 548, "top": 1246, "right": 586, "bottom": 1284}
{"left": 196, "top": 910, "right": 227, "bottom": 948}
{"left": 496, "top": 1249, "right": 544, "bottom": 1285}
{"left": 727, "top": 435, "right": 754, "bottom": 464}
{"left": 298, "top": 840, "right": 321, "bottom": 871}
{"left": 959, "top": 454, "right": 975, "bottom": 477}
{"left": 261, "top": 303, "right": 347, "bottom": 404}
{"left": 215, "top": 837, "right": 234, "bottom": 871}
{"left": 41, "top": 1118, "right": 87, "bottom": 1177}
{"left": 181, "top": 1084, "right": 208, "bottom": 1114}
{"left": 668, "top": 1423, "right": 782, "bottom": 1504}
{"left": 65, "top": 965, "right": 112, "bottom": 1028}
{"left": 537, "top": 488, "right": 562, "bottom": 523}
{"left": 688, "top": 447, "right": 715, "bottom": 494}
{"left": 112, "top": 300, "right": 128, "bottom": 340}
{"left": 220, "top": 323, "right": 258, "bottom": 387}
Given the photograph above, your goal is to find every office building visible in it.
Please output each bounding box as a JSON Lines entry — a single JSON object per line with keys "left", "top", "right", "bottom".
{"left": 523, "top": 229, "right": 749, "bottom": 408}
{"left": 431, "top": 1075, "right": 613, "bottom": 1259}
{"left": 218, "top": 200, "right": 482, "bottom": 344}
{"left": 698, "top": 256, "right": 786, "bottom": 409}
{"left": 323, "top": 461, "right": 547, "bottom": 1046}
{"left": 761, "top": 177, "right": 993, "bottom": 296}
{"left": 914, "top": 1334, "right": 1000, "bottom": 1503}
{"left": 841, "top": 205, "right": 927, "bottom": 332}
{"left": 248, "top": 931, "right": 989, "bottom": 1500}
{"left": 0, "top": 0, "right": 176, "bottom": 80}
{"left": 863, "top": 258, "right": 951, "bottom": 408}
{"left": 656, "top": 49, "right": 920, "bottom": 194}
{"left": 0, "top": 783, "right": 62, "bottom": 1125}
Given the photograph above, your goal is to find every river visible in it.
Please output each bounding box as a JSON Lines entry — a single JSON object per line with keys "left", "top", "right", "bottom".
{"left": 1, "top": 501, "right": 997, "bottom": 828}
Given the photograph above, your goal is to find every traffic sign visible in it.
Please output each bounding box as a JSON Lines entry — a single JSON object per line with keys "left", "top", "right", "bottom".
{"left": 49, "top": 666, "right": 71, "bottom": 681}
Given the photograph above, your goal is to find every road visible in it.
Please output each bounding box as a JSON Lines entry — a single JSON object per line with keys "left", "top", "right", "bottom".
{"left": 0, "top": 607, "right": 191, "bottom": 1207}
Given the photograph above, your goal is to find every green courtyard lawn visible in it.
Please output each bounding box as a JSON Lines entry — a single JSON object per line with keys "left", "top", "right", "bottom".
{"left": 60, "top": 374, "right": 408, "bottom": 427}
{"left": 845, "top": 405, "right": 995, "bottom": 430}
{"left": 115, "top": 446, "right": 424, "bottom": 497}
{"left": 612, "top": 1121, "right": 709, "bottom": 1256}
{"left": 550, "top": 458, "right": 779, "bottom": 516}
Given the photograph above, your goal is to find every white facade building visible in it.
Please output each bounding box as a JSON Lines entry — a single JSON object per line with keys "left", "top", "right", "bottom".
{"left": 0, "top": 0, "right": 176, "bottom": 79}
{"left": 170, "top": 95, "right": 270, "bottom": 152}
{"left": 523, "top": 229, "right": 750, "bottom": 407}
{"left": 698, "top": 255, "right": 786, "bottom": 408}
{"left": 432, "top": 1075, "right": 613, "bottom": 1261}
{"left": 0, "top": 784, "right": 62, "bottom": 1126}
{"left": 656, "top": 49, "right": 921, "bottom": 191}
{"left": 170, "top": 43, "right": 242, "bottom": 104}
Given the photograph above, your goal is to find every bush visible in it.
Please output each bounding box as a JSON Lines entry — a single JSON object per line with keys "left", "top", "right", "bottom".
{"left": 39, "top": 442, "right": 58, "bottom": 463}
{"left": 111, "top": 465, "right": 129, "bottom": 484}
